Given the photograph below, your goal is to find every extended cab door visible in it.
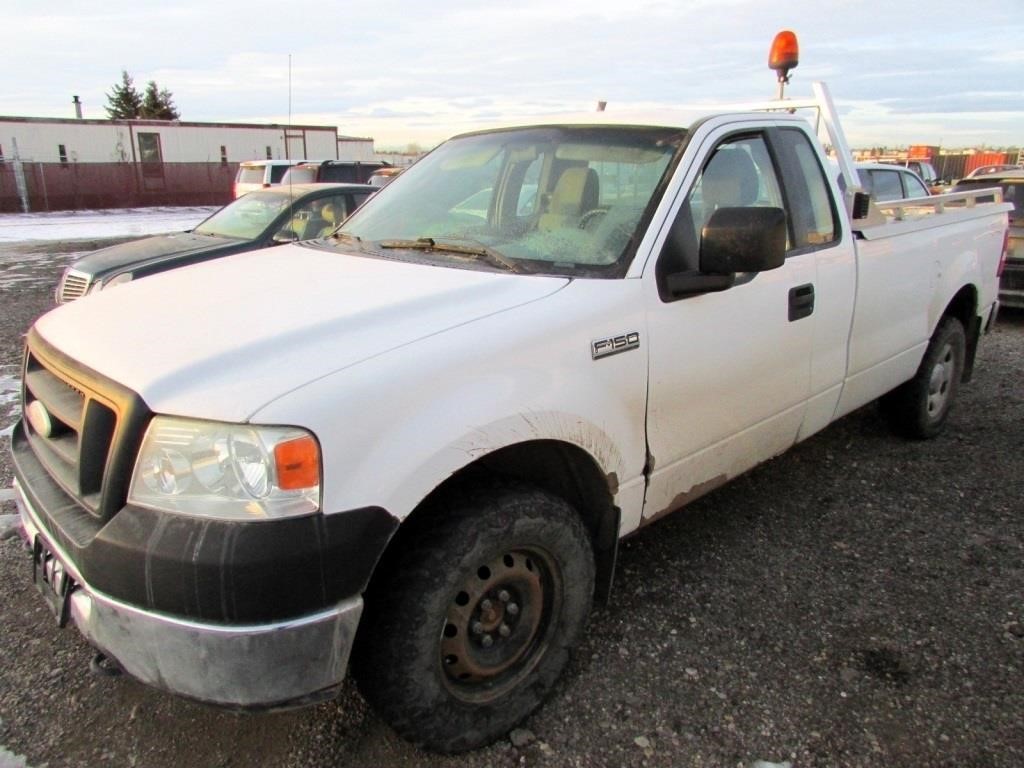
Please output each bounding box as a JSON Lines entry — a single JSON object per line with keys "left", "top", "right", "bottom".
{"left": 641, "top": 123, "right": 851, "bottom": 522}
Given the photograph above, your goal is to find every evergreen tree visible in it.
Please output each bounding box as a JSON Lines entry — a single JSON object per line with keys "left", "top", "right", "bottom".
{"left": 105, "top": 70, "right": 143, "bottom": 119}
{"left": 140, "top": 80, "right": 181, "bottom": 120}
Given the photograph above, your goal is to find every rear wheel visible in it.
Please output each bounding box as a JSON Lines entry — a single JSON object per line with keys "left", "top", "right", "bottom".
{"left": 881, "top": 316, "right": 966, "bottom": 439}
{"left": 352, "top": 482, "right": 595, "bottom": 753}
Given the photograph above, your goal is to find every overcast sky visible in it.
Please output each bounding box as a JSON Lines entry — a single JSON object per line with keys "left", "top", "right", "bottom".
{"left": 4, "top": 0, "right": 1022, "bottom": 151}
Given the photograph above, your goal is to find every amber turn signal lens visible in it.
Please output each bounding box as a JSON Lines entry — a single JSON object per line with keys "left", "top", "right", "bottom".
{"left": 274, "top": 435, "right": 320, "bottom": 490}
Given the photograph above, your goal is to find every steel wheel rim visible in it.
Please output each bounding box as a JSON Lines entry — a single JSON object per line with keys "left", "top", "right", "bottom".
{"left": 439, "top": 546, "right": 560, "bottom": 702}
{"left": 927, "top": 341, "right": 955, "bottom": 418}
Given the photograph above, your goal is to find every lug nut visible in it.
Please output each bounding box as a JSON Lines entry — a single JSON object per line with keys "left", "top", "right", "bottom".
{"left": 481, "top": 635, "right": 494, "bottom": 648}
{"left": 480, "top": 599, "right": 493, "bottom": 612}
{"left": 499, "top": 623, "right": 511, "bottom": 637}
{"left": 472, "top": 621, "right": 484, "bottom": 635}
{"left": 507, "top": 603, "right": 520, "bottom": 616}
{"left": 498, "top": 590, "right": 510, "bottom": 603}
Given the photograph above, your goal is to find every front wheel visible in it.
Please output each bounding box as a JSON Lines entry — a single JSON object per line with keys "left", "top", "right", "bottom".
{"left": 881, "top": 316, "right": 966, "bottom": 439}
{"left": 352, "top": 482, "right": 595, "bottom": 753}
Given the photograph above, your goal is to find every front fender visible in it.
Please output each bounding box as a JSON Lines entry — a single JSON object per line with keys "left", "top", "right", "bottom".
{"left": 251, "top": 279, "right": 649, "bottom": 529}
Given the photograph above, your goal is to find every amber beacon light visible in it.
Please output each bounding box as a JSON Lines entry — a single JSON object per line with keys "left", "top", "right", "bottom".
{"left": 769, "top": 30, "right": 799, "bottom": 98}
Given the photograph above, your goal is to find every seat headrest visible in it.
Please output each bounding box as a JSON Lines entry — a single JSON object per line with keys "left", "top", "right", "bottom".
{"left": 702, "top": 148, "right": 760, "bottom": 208}
{"left": 549, "top": 167, "right": 600, "bottom": 215}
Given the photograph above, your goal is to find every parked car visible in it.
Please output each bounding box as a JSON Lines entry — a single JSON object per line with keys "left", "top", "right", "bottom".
{"left": 56, "top": 183, "right": 373, "bottom": 302}
{"left": 964, "top": 164, "right": 1022, "bottom": 179}
{"left": 368, "top": 166, "right": 404, "bottom": 187}
{"left": 233, "top": 160, "right": 308, "bottom": 197}
{"left": 280, "top": 160, "right": 393, "bottom": 186}
{"left": 856, "top": 162, "right": 930, "bottom": 201}
{"left": 953, "top": 170, "right": 1024, "bottom": 308}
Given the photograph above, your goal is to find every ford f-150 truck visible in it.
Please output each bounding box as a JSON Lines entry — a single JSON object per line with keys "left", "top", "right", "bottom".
{"left": 10, "top": 67, "right": 1010, "bottom": 751}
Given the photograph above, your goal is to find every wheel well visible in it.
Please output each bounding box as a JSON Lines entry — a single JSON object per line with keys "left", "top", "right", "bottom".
{"left": 942, "top": 285, "right": 980, "bottom": 381}
{"left": 366, "top": 440, "right": 620, "bottom": 609}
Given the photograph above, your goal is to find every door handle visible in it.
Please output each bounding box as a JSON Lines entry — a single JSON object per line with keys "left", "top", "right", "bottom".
{"left": 788, "top": 283, "right": 815, "bottom": 322}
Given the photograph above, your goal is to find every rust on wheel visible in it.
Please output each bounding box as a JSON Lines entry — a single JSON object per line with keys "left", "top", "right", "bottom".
{"left": 439, "top": 547, "right": 561, "bottom": 702}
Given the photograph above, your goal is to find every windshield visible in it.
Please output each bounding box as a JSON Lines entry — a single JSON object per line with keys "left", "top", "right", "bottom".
{"left": 194, "top": 190, "right": 295, "bottom": 239}
{"left": 337, "top": 125, "right": 685, "bottom": 276}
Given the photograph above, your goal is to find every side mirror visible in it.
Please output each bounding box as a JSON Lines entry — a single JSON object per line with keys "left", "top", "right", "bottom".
{"left": 272, "top": 230, "right": 299, "bottom": 244}
{"left": 699, "top": 206, "right": 787, "bottom": 274}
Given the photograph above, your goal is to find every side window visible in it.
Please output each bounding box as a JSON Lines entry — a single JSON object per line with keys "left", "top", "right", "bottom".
{"left": 275, "top": 194, "right": 349, "bottom": 240}
{"left": 658, "top": 133, "right": 784, "bottom": 282}
{"left": 690, "top": 136, "right": 784, "bottom": 233}
{"left": 871, "top": 170, "right": 903, "bottom": 202}
{"left": 902, "top": 173, "right": 929, "bottom": 199}
{"left": 516, "top": 155, "right": 542, "bottom": 216}
{"left": 774, "top": 128, "right": 838, "bottom": 249}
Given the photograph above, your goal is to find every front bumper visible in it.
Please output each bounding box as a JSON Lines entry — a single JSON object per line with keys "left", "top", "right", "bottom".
{"left": 15, "top": 478, "right": 361, "bottom": 708}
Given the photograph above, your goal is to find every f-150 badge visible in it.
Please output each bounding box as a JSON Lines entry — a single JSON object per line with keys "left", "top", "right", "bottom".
{"left": 591, "top": 331, "right": 640, "bottom": 360}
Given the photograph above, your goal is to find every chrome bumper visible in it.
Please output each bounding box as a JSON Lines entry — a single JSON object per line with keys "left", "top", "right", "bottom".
{"left": 14, "top": 478, "right": 361, "bottom": 708}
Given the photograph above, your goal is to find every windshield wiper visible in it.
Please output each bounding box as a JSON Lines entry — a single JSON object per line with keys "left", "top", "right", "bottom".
{"left": 377, "top": 237, "right": 530, "bottom": 274}
{"left": 328, "top": 230, "right": 363, "bottom": 245}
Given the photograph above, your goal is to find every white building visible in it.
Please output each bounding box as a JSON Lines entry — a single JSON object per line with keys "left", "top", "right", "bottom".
{"left": 0, "top": 116, "right": 342, "bottom": 165}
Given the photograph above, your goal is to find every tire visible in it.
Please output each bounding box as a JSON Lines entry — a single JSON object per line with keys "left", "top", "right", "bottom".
{"left": 352, "top": 481, "right": 595, "bottom": 753}
{"left": 881, "top": 316, "right": 966, "bottom": 439}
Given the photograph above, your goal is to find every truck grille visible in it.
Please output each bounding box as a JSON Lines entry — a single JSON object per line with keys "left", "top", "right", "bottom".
{"left": 57, "top": 269, "right": 91, "bottom": 303}
{"left": 21, "top": 331, "right": 150, "bottom": 522}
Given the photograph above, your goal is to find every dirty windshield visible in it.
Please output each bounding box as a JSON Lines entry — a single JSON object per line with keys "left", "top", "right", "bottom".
{"left": 193, "top": 190, "right": 294, "bottom": 239}
{"left": 335, "top": 126, "right": 685, "bottom": 276}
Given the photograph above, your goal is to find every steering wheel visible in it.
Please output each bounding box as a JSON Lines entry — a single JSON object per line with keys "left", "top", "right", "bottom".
{"left": 579, "top": 207, "right": 608, "bottom": 230}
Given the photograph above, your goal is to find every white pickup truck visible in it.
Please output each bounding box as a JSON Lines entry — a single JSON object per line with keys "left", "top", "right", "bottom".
{"left": 11, "top": 80, "right": 1009, "bottom": 752}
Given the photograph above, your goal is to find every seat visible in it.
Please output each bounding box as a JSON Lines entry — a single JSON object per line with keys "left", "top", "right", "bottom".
{"left": 317, "top": 203, "right": 341, "bottom": 237}
{"left": 538, "top": 167, "right": 599, "bottom": 231}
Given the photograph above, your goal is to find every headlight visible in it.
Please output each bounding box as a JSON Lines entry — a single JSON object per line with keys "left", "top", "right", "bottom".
{"left": 128, "top": 416, "right": 321, "bottom": 521}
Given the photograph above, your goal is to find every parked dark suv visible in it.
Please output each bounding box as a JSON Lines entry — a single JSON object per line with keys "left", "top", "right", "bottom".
{"left": 281, "top": 160, "right": 393, "bottom": 185}
{"left": 953, "top": 170, "right": 1024, "bottom": 308}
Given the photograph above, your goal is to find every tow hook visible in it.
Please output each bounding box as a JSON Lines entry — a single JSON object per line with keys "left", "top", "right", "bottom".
{"left": 89, "top": 652, "right": 123, "bottom": 677}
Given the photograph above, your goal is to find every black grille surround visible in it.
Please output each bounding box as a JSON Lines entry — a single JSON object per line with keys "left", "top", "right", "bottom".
{"left": 21, "top": 326, "right": 151, "bottom": 524}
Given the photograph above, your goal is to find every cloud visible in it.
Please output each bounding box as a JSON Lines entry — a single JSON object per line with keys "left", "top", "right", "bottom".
{"left": 2, "top": 0, "right": 1022, "bottom": 147}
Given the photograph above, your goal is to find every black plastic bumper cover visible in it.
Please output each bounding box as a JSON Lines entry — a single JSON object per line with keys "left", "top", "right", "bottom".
{"left": 12, "top": 422, "right": 398, "bottom": 624}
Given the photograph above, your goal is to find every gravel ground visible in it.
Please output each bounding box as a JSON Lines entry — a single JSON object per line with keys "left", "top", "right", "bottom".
{"left": 0, "top": 240, "right": 1021, "bottom": 768}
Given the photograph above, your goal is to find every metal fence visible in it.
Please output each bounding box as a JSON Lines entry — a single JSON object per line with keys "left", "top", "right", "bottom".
{"left": 0, "top": 161, "right": 238, "bottom": 213}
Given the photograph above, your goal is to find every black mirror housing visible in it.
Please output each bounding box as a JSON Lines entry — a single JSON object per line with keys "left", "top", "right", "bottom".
{"left": 699, "top": 206, "right": 787, "bottom": 274}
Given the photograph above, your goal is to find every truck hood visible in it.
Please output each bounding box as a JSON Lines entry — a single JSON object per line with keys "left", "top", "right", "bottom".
{"left": 35, "top": 243, "right": 569, "bottom": 422}
{"left": 70, "top": 232, "right": 238, "bottom": 276}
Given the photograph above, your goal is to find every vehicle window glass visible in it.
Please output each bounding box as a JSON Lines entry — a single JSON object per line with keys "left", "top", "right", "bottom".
{"left": 194, "top": 191, "right": 294, "bottom": 239}
{"left": 237, "top": 167, "right": 264, "bottom": 184}
{"left": 516, "top": 156, "right": 542, "bottom": 216}
{"left": 269, "top": 165, "right": 291, "bottom": 183}
{"left": 902, "top": 173, "right": 929, "bottom": 199}
{"left": 657, "top": 133, "right": 787, "bottom": 282}
{"left": 283, "top": 167, "right": 317, "bottom": 184}
{"left": 776, "top": 129, "right": 838, "bottom": 248}
{"left": 339, "top": 126, "right": 683, "bottom": 277}
{"left": 870, "top": 170, "right": 904, "bottom": 201}
{"left": 274, "top": 194, "right": 351, "bottom": 240}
